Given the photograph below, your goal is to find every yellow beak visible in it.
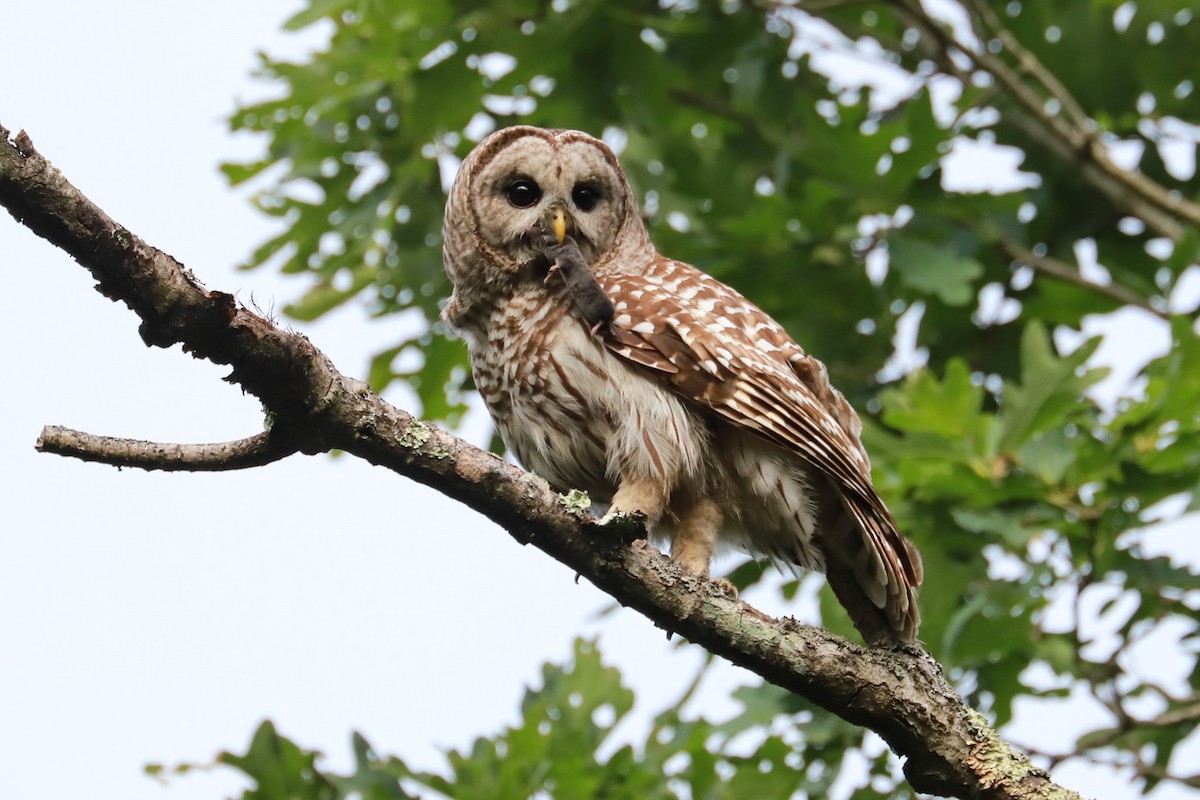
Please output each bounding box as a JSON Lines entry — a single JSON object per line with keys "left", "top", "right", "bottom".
{"left": 552, "top": 207, "right": 567, "bottom": 244}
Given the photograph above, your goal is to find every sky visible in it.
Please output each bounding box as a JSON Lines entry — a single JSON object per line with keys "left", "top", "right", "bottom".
{"left": 0, "top": 2, "right": 1196, "bottom": 799}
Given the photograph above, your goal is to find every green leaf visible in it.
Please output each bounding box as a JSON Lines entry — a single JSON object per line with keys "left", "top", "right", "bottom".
{"left": 887, "top": 233, "right": 985, "bottom": 305}
{"left": 951, "top": 508, "right": 1035, "bottom": 548}
{"left": 998, "top": 322, "right": 1106, "bottom": 452}
{"left": 880, "top": 359, "right": 985, "bottom": 438}
{"left": 217, "top": 721, "right": 337, "bottom": 800}
{"left": 285, "top": 270, "right": 378, "bottom": 322}
{"left": 1016, "top": 427, "right": 1077, "bottom": 483}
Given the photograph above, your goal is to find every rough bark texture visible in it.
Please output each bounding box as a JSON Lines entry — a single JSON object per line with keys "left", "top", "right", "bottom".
{"left": 0, "top": 124, "right": 1083, "bottom": 800}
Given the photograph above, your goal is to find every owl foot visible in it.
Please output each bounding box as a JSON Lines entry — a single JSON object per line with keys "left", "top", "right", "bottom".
{"left": 598, "top": 507, "right": 642, "bottom": 525}
{"left": 673, "top": 557, "right": 738, "bottom": 599}
{"left": 711, "top": 577, "right": 739, "bottom": 599}
{"left": 594, "top": 508, "right": 648, "bottom": 543}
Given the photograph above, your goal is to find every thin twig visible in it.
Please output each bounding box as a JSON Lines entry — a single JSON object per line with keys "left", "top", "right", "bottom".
{"left": 994, "top": 233, "right": 1168, "bottom": 319}
{"left": 960, "top": 0, "right": 1089, "bottom": 129}
{"left": 1018, "top": 743, "right": 1200, "bottom": 790}
{"left": 1140, "top": 702, "right": 1200, "bottom": 728}
{"left": 885, "top": 0, "right": 1200, "bottom": 240}
{"left": 1132, "top": 761, "right": 1200, "bottom": 789}
{"left": 35, "top": 427, "right": 298, "bottom": 471}
{"left": 668, "top": 651, "right": 716, "bottom": 715}
{"left": 667, "top": 88, "right": 760, "bottom": 131}
{"left": 777, "top": 0, "right": 1197, "bottom": 240}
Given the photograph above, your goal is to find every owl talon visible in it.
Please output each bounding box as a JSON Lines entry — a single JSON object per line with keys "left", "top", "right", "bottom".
{"left": 712, "top": 577, "right": 739, "bottom": 599}
{"left": 593, "top": 508, "right": 650, "bottom": 545}
{"left": 597, "top": 508, "right": 644, "bottom": 527}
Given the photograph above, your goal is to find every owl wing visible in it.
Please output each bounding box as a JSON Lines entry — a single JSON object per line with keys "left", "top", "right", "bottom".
{"left": 599, "top": 258, "right": 921, "bottom": 639}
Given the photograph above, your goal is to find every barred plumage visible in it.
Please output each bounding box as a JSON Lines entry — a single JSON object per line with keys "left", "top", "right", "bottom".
{"left": 442, "top": 126, "right": 922, "bottom": 644}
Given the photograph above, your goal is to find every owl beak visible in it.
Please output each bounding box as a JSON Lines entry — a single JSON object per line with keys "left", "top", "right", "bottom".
{"left": 551, "top": 207, "right": 567, "bottom": 244}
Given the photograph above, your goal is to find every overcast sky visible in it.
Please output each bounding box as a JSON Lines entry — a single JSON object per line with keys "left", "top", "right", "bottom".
{"left": 2, "top": 3, "right": 1196, "bottom": 800}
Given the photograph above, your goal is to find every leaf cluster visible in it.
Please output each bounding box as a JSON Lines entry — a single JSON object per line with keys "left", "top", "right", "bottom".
{"left": 159, "top": 640, "right": 904, "bottom": 799}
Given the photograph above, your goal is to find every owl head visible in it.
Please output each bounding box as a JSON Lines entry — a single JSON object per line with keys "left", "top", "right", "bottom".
{"left": 443, "top": 126, "right": 655, "bottom": 304}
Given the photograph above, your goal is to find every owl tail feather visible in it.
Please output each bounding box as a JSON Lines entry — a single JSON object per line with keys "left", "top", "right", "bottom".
{"left": 819, "top": 500, "right": 922, "bottom": 646}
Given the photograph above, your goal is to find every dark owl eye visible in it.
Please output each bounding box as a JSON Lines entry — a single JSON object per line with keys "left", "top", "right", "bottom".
{"left": 572, "top": 183, "right": 601, "bottom": 212}
{"left": 505, "top": 179, "right": 542, "bottom": 208}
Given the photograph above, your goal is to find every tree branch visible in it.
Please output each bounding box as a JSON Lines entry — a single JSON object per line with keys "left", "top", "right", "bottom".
{"left": 884, "top": 0, "right": 1198, "bottom": 242}
{"left": 958, "top": 0, "right": 1089, "bottom": 130}
{"left": 0, "top": 123, "right": 1082, "bottom": 800}
{"left": 35, "top": 427, "right": 299, "bottom": 471}
{"left": 993, "top": 233, "right": 1169, "bottom": 320}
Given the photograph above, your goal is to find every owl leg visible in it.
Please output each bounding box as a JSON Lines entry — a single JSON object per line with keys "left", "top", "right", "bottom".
{"left": 599, "top": 477, "right": 667, "bottom": 529}
{"left": 669, "top": 497, "right": 720, "bottom": 574}
{"left": 670, "top": 498, "right": 737, "bottom": 598}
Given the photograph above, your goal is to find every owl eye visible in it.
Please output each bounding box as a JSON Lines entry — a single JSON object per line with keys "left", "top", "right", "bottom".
{"left": 572, "top": 183, "right": 601, "bottom": 212}
{"left": 505, "top": 179, "right": 542, "bottom": 208}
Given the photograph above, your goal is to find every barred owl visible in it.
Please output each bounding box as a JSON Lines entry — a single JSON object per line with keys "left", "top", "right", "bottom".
{"left": 442, "top": 126, "right": 922, "bottom": 645}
